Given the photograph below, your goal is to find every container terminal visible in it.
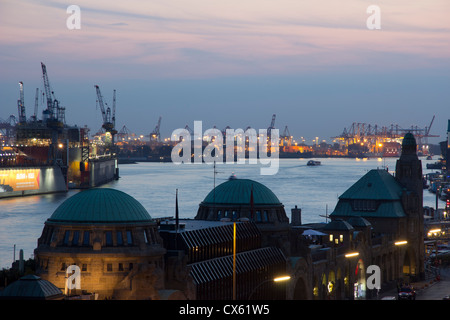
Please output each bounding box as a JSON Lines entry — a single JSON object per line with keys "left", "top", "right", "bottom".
{"left": 0, "top": 62, "right": 118, "bottom": 198}
{"left": 112, "top": 114, "right": 441, "bottom": 162}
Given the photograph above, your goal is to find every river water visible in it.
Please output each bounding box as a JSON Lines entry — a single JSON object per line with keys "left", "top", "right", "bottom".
{"left": 0, "top": 157, "right": 443, "bottom": 269}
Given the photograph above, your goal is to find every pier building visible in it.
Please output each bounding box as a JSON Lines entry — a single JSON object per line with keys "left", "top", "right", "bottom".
{"left": 33, "top": 188, "right": 169, "bottom": 300}
{"left": 27, "top": 133, "right": 425, "bottom": 300}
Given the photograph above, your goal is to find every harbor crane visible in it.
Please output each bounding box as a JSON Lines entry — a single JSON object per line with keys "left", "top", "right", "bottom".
{"left": 117, "top": 125, "right": 133, "bottom": 141}
{"left": 94, "top": 85, "right": 117, "bottom": 138}
{"left": 17, "top": 81, "right": 26, "bottom": 123}
{"left": 267, "top": 114, "right": 276, "bottom": 135}
{"left": 280, "top": 125, "right": 292, "bottom": 147}
{"left": 41, "top": 62, "right": 65, "bottom": 124}
{"left": 112, "top": 89, "right": 116, "bottom": 130}
{"left": 150, "top": 116, "right": 162, "bottom": 142}
{"left": 333, "top": 117, "right": 439, "bottom": 152}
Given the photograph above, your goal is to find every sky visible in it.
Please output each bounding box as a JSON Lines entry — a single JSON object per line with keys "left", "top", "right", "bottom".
{"left": 0, "top": 0, "right": 449, "bottom": 144}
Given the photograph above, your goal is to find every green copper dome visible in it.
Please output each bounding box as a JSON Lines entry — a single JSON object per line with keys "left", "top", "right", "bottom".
{"left": 48, "top": 188, "right": 152, "bottom": 224}
{"left": 201, "top": 176, "right": 282, "bottom": 206}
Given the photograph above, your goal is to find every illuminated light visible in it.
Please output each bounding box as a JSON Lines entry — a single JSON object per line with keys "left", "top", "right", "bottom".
{"left": 58, "top": 143, "right": 64, "bottom": 148}
{"left": 428, "top": 229, "right": 441, "bottom": 234}
{"left": 327, "top": 281, "right": 334, "bottom": 293}
{"left": 395, "top": 241, "right": 408, "bottom": 246}
{"left": 345, "top": 252, "right": 359, "bottom": 258}
{"left": 273, "top": 276, "right": 291, "bottom": 282}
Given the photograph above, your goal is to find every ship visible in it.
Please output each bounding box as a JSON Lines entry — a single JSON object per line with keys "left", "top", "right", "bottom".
{"left": 0, "top": 63, "right": 118, "bottom": 199}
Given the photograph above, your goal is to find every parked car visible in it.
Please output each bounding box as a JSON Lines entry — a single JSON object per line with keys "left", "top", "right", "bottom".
{"left": 398, "top": 286, "right": 416, "bottom": 300}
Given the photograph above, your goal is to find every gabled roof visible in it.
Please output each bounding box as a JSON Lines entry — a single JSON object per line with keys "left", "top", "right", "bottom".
{"left": 330, "top": 169, "right": 407, "bottom": 219}
{"left": 339, "top": 169, "right": 404, "bottom": 200}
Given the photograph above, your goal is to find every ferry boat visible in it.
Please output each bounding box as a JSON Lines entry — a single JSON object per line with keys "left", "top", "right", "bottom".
{"left": 307, "top": 160, "right": 321, "bottom": 166}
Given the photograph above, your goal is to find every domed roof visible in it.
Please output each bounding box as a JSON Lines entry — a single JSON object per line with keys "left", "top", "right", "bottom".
{"left": 48, "top": 188, "right": 152, "bottom": 224}
{"left": 0, "top": 275, "right": 63, "bottom": 300}
{"left": 201, "top": 176, "right": 282, "bottom": 206}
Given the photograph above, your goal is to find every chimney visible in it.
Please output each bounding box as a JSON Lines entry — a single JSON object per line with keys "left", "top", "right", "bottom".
{"left": 291, "top": 205, "right": 302, "bottom": 226}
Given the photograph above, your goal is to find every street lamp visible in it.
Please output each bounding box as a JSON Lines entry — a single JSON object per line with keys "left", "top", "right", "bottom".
{"left": 395, "top": 240, "right": 408, "bottom": 246}
{"left": 248, "top": 276, "right": 291, "bottom": 300}
{"left": 345, "top": 252, "right": 359, "bottom": 258}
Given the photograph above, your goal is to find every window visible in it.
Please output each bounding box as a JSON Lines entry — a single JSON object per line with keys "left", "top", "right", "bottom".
{"left": 82, "top": 264, "right": 87, "bottom": 272}
{"left": 105, "top": 231, "right": 113, "bottom": 246}
{"left": 117, "top": 231, "right": 123, "bottom": 245}
{"left": 144, "top": 230, "right": 149, "bottom": 244}
{"left": 118, "top": 263, "right": 124, "bottom": 271}
{"left": 107, "top": 264, "right": 112, "bottom": 272}
{"left": 72, "top": 231, "right": 80, "bottom": 246}
{"left": 256, "top": 211, "right": 262, "bottom": 222}
{"left": 83, "top": 231, "right": 90, "bottom": 246}
{"left": 126, "top": 231, "right": 133, "bottom": 245}
{"left": 353, "top": 200, "right": 377, "bottom": 211}
{"left": 63, "top": 231, "right": 70, "bottom": 245}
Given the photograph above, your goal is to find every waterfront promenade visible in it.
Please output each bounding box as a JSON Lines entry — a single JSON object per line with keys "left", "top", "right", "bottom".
{"left": 376, "top": 267, "right": 450, "bottom": 300}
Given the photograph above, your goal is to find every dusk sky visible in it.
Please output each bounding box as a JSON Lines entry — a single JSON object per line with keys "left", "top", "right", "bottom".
{"left": 1, "top": 0, "right": 449, "bottom": 143}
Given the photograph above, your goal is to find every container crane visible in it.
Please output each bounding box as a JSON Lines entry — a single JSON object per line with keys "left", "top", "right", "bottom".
{"left": 267, "top": 114, "right": 276, "bottom": 135}
{"left": 281, "top": 125, "right": 292, "bottom": 147}
{"left": 150, "top": 116, "right": 162, "bottom": 142}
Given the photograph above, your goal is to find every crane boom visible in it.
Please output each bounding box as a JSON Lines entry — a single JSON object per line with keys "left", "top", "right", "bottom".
{"left": 94, "top": 85, "right": 116, "bottom": 136}
{"left": 426, "top": 115, "right": 435, "bottom": 135}
{"left": 94, "top": 85, "right": 107, "bottom": 123}
{"left": 41, "top": 62, "right": 54, "bottom": 118}
{"left": 270, "top": 114, "right": 276, "bottom": 128}
{"left": 150, "top": 116, "right": 162, "bottom": 142}
{"left": 112, "top": 89, "right": 116, "bottom": 128}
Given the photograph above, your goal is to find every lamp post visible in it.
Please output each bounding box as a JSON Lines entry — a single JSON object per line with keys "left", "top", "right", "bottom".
{"left": 233, "top": 221, "right": 236, "bottom": 300}
{"left": 248, "top": 276, "right": 291, "bottom": 300}
{"left": 345, "top": 252, "right": 359, "bottom": 299}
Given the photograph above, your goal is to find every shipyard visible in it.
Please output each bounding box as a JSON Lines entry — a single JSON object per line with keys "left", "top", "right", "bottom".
{"left": 0, "top": 63, "right": 118, "bottom": 198}
{"left": 0, "top": 1, "right": 449, "bottom": 316}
